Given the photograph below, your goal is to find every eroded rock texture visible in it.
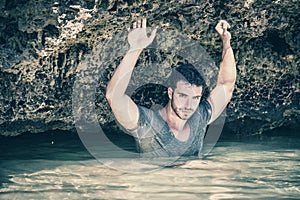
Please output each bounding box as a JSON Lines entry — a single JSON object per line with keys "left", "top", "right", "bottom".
{"left": 0, "top": 0, "right": 299, "bottom": 136}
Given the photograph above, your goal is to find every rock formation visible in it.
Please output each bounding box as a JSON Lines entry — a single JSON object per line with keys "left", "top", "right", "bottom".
{"left": 0, "top": 0, "right": 299, "bottom": 136}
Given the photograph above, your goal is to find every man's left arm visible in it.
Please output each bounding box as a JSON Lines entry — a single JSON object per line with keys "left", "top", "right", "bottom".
{"left": 207, "top": 20, "right": 237, "bottom": 124}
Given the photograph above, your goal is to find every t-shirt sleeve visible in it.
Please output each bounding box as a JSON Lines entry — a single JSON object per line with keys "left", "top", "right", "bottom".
{"left": 199, "top": 99, "right": 212, "bottom": 124}
{"left": 122, "top": 106, "right": 155, "bottom": 139}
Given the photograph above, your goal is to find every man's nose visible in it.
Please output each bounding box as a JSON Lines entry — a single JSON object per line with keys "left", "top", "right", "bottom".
{"left": 184, "top": 98, "right": 192, "bottom": 108}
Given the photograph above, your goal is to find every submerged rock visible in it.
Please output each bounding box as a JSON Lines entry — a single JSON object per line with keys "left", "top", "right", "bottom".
{"left": 0, "top": 0, "right": 299, "bottom": 136}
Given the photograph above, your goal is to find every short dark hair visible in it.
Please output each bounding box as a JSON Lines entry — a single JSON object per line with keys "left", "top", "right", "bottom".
{"left": 168, "top": 63, "right": 207, "bottom": 90}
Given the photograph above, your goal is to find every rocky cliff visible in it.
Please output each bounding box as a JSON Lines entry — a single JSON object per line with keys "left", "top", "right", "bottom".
{"left": 0, "top": 0, "right": 299, "bottom": 136}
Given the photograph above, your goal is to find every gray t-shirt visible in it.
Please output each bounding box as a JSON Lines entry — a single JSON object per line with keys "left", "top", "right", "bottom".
{"left": 124, "top": 100, "right": 212, "bottom": 157}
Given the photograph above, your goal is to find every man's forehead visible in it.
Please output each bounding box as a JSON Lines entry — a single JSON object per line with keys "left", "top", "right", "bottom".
{"left": 174, "top": 81, "right": 203, "bottom": 96}
{"left": 176, "top": 80, "right": 202, "bottom": 89}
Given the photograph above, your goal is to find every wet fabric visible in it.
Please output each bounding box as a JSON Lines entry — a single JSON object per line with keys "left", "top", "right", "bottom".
{"left": 124, "top": 100, "right": 212, "bottom": 157}
{"left": 126, "top": 100, "right": 212, "bottom": 157}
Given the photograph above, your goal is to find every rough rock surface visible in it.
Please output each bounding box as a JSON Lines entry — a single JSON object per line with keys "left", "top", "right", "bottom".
{"left": 0, "top": 0, "right": 299, "bottom": 136}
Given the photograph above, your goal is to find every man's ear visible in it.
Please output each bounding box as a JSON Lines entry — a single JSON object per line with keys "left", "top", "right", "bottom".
{"left": 168, "top": 87, "right": 173, "bottom": 99}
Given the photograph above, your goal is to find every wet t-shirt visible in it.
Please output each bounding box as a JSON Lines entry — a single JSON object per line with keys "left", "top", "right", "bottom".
{"left": 124, "top": 100, "right": 212, "bottom": 157}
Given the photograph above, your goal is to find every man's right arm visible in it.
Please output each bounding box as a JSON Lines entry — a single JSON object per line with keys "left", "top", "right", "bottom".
{"left": 106, "top": 18, "right": 156, "bottom": 130}
{"left": 106, "top": 49, "right": 142, "bottom": 130}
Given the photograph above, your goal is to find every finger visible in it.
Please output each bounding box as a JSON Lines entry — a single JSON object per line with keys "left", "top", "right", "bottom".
{"left": 218, "top": 19, "right": 227, "bottom": 25}
{"left": 215, "top": 20, "right": 223, "bottom": 30}
{"left": 221, "top": 20, "right": 231, "bottom": 30}
{"left": 137, "top": 18, "right": 142, "bottom": 28}
{"left": 142, "top": 18, "right": 147, "bottom": 28}
{"left": 149, "top": 28, "right": 157, "bottom": 41}
{"left": 227, "top": 22, "right": 231, "bottom": 29}
{"left": 223, "top": 22, "right": 230, "bottom": 30}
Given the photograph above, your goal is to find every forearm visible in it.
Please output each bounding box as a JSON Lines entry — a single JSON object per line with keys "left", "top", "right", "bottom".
{"left": 106, "top": 49, "right": 143, "bottom": 101}
{"left": 217, "top": 40, "right": 236, "bottom": 88}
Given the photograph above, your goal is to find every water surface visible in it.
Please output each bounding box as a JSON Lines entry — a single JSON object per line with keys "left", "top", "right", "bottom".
{"left": 0, "top": 130, "right": 299, "bottom": 199}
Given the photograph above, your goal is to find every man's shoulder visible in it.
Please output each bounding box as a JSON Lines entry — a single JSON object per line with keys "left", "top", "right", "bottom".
{"left": 198, "top": 99, "right": 212, "bottom": 112}
{"left": 137, "top": 105, "right": 154, "bottom": 116}
{"left": 193, "top": 99, "right": 212, "bottom": 123}
{"left": 131, "top": 105, "right": 166, "bottom": 139}
{"left": 137, "top": 105, "right": 162, "bottom": 124}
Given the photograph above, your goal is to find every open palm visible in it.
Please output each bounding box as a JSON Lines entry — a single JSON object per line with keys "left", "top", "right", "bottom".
{"left": 128, "top": 18, "right": 157, "bottom": 51}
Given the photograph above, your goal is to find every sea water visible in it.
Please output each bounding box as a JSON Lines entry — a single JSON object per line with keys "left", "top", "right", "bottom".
{"left": 0, "top": 130, "right": 299, "bottom": 200}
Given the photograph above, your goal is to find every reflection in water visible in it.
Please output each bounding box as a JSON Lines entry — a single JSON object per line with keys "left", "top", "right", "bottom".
{"left": 0, "top": 131, "right": 299, "bottom": 199}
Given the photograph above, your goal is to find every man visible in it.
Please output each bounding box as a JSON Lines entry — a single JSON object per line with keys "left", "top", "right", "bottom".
{"left": 106, "top": 18, "right": 236, "bottom": 157}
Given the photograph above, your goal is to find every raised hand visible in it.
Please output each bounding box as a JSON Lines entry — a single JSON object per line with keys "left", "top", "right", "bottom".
{"left": 215, "top": 20, "right": 231, "bottom": 42}
{"left": 128, "top": 18, "right": 157, "bottom": 52}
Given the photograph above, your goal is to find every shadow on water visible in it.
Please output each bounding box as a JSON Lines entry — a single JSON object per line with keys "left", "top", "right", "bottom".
{"left": 0, "top": 130, "right": 89, "bottom": 187}
{"left": 0, "top": 128, "right": 140, "bottom": 187}
{"left": 220, "top": 123, "right": 300, "bottom": 143}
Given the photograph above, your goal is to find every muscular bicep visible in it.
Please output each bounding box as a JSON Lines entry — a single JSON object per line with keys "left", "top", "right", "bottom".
{"left": 107, "top": 95, "right": 139, "bottom": 130}
{"left": 207, "top": 84, "right": 233, "bottom": 124}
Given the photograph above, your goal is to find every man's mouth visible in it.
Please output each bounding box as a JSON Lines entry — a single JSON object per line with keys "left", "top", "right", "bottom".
{"left": 181, "top": 109, "right": 193, "bottom": 114}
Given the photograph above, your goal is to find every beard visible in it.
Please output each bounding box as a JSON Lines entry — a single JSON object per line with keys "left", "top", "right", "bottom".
{"left": 170, "top": 93, "right": 194, "bottom": 120}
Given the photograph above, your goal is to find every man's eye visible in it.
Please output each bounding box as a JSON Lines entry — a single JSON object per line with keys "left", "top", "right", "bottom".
{"left": 193, "top": 96, "right": 201, "bottom": 100}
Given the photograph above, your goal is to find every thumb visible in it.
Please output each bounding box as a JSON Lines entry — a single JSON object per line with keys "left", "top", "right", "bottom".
{"left": 149, "top": 28, "right": 157, "bottom": 42}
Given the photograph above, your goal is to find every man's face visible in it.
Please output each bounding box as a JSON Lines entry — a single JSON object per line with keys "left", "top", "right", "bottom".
{"left": 168, "top": 80, "right": 203, "bottom": 120}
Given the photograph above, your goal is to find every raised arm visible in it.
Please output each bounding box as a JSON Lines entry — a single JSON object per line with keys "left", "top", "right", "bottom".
{"left": 207, "top": 20, "right": 237, "bottom": 124}
{"left": 106, "top": 18, "right": 156, "bottom": 130}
